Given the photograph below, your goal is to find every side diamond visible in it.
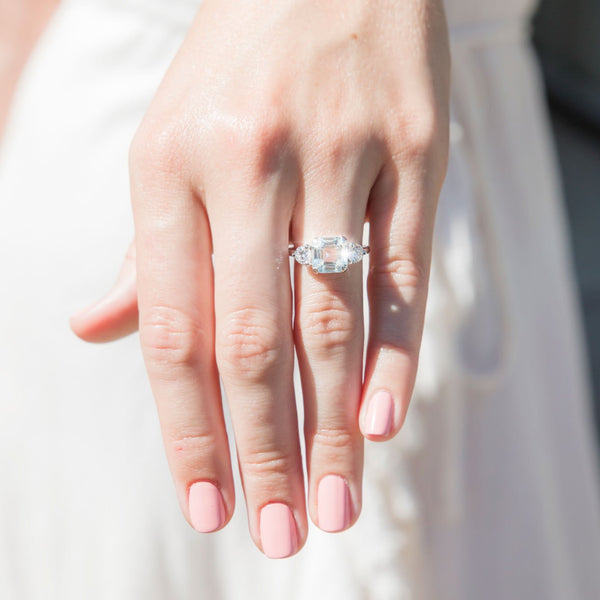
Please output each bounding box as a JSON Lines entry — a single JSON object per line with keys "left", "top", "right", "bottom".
{"left": 294, "top": 245, "right": 312, "bottom": 264}
{"left": 344, "top": 242, "right": 365, "bottom": 264}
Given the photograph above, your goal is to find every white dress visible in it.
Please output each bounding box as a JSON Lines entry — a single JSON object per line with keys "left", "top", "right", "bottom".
{"left": 0, "top": 0, "right": 599, "bottom": 598}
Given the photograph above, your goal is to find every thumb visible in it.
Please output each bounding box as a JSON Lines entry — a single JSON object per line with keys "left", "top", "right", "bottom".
{"left": 70, "top": 239, "right": 139, "bottom": 343}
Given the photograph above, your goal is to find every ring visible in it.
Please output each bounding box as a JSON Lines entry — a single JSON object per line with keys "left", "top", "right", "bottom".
{"left": 289, "top": 236, "right": 370, "bottom": 273}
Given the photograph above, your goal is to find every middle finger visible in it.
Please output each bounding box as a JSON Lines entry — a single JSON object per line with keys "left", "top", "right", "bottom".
{"left": 208, "top": 160, "right": 306, "bottom": 559}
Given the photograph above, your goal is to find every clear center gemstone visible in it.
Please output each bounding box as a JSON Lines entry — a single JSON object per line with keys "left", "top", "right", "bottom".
{"left": 311, "top": 236, "right": 349, "bottom": 273}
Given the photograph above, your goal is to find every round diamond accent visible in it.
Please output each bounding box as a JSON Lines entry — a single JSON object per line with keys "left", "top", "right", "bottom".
{"left": 294, "top": 245, "right": 312, "bottom": 264}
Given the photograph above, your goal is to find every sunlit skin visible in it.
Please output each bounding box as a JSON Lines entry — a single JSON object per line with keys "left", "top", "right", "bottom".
{"left": 68, "top": 0, "right": 450, "bottom": 558}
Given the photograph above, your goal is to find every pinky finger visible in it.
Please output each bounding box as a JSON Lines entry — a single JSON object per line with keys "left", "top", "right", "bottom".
{"left": 359, "top": 162, "right": 438, "bottom": 441}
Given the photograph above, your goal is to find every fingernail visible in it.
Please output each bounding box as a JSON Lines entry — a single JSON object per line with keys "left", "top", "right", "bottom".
{"left": 259, "top": 503, "right": 298, "bottom": 559}
{"left": 317, "top": 475, "right": 351, "bottom": 532}
{"left": 188, "top": 482, "right": 225, "bottom": 533}
{"left": 364, "top": 390, "right": 394, "bottom": 436}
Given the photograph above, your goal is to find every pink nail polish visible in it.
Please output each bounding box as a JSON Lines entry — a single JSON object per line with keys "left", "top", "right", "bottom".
{"left": 364, "top": 390, "right": 394, "bottom": 436}
{"left": 259, "top": 503, "right": 298, "bottom": 559}
{"left": 188, "top": 482, "right": 225, "bottom": 533}
{"left": 317, "top": 475, "right": 351, "bottom": 532}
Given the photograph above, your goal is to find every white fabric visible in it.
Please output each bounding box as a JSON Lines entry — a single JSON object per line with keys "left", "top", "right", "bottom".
{"left": 1, "top": 0, "right": 599, "bottom": 598}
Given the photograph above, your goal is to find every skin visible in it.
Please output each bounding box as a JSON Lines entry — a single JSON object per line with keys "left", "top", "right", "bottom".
{"left": 0, "top": 0, "right": 60, "bottom": 138}
{"left": 69, "top": 0, "right": 450, "bottom": 557}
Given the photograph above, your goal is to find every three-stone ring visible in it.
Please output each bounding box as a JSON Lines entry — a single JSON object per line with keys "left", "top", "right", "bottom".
{"left": 289, "top": 236, "right": 370, "bottom": 273}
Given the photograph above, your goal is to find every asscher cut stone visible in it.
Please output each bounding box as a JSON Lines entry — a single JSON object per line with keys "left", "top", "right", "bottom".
{"left": 310, "top": 236, "right": 350, "bottom": 273}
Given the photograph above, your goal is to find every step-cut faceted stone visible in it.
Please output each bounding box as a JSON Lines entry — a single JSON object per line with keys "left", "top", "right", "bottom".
{"left": 310, "top": 236, "right": 349, "bottom": 273}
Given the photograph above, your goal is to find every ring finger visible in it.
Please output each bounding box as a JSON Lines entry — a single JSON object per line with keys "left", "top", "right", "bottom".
{"left": 293, "top": 149, "right": 381, "bottom": 532}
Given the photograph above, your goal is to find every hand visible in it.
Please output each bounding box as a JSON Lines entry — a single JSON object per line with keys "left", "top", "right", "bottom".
{"left": 71, "top": 0, "right": 450, "bottom": 558}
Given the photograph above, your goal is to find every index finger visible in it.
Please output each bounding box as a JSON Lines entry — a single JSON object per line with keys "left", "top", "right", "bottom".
{"left": 130, "top": 136, "right": 235, "bottom": 533}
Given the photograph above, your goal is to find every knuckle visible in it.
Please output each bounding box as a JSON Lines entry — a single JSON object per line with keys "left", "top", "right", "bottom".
{"left": 404, "top": 114, "right": 437, "bottom": 160}
{"left": 245, "top": 111, "right": 289, "bottom": 157}
{"left": 129, "top": 116, "right": 189, "bottom": 180}
{"left": 216, "top": 307, "right": 287, "bottom": 382}
{"left": 318, "top": 125, "right": 351, "bottom": 156}
{"left": 166, "top": 428, "right": 219, "bottom": 471}
{"left": 310, "top": 427, "right": 357, "bottom": 452}
{"left": 298, "top": 291, "right": 360, "bottom": 355}
{"left": 140, "top": 305, "right": 208, "bottom": 375}
{"left": 313, "top": 119, "right": 370, "bottom": 166}
{"left": 238, "top": 447, "right": 295, "bottom": 482}
{"left": 391, "top": 106, "right": 443, "bottom": 166}
{"left": 212, "top": 110, "right": 289, "bottom": 175}
{"left": 369, "top": 253, "right": 427, "bottom": 296}
{"left": 368, "top": 253, "right": 427, "bottom": 354}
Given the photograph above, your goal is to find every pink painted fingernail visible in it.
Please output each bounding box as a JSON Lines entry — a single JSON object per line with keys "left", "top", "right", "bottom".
{"left": 189, "top": 482, "right": 225, "bottom": 533}
{"left": 364, "top": 390, "right": 394, "bottom": 436}
{"left": 259, "top": 503, "right": 298, "bottom": 559}
{"left": 317, "top": 475, "right": 351, "bottom": 532}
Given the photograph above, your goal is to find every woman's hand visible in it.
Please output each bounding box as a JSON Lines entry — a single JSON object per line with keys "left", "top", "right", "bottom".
{"left": 71, "top": 0, "right": 449, "bottom": 558}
